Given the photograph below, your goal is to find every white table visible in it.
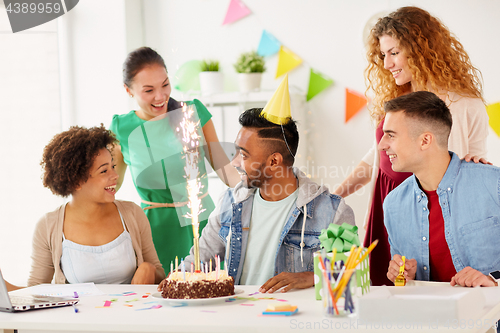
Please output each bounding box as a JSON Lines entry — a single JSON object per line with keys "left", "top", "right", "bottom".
{"left": 1, "top": 285, "right": 500, "bottom": 333}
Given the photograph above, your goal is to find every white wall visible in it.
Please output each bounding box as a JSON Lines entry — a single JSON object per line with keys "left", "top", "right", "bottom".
{"left": 58, "top": 0, "right": 144, "bottom": 206}
{"left": 59, "top": 1, "right": 130, "bottom": 128}
{"left": 2, "top": 0, "right": 500, "bottom": 285}
{"left": 0, "top": 0, "right": 140, "bottom": 285}
{"left": 0, "top": 10, "right": 64, "bottom": 285}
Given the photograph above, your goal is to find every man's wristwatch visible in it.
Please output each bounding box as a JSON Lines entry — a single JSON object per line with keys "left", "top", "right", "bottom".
{"left": 489, "top": 270, "right": 500, "bottom": 286}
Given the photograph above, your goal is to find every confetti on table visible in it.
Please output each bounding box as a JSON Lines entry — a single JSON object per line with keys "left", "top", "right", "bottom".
{"left": 136, "top": 304, "right": 162, "bottom": 311}
{"left": 276, "top": 299, "right": 288, "bottom": 302}
{"left": 169, "top": 303, "right": 187, "bottom": 308}
{"left": 248, "top": 292, "right": 259, "bottom": 296}
{"left": 236, "top": 296, "right": 258, "bottom": 301}
{"left": 95, "top": 300, "right": 113, "bottom": 309}
{"left": 124, "top": 304, "right": 133, "bottom": 307}
{"left": 142, "top": 295, "right": 149, "bottom": 298}
{"left": 125, "top": 298, "right": 139, "bottom": 303}
{"left": 225, "top": 298, "right": 237, "bottom": 303}
{"left": 201, "top": 310, "right": 217, "bottom": 313}
{"left": 110, "top": 299, "right": 118, "bottom": 302}
{"left": 109, "top": 291, "right": 138, "bottom": 297}
{"left": 241, "top": 303, "right": 254, "bottom": 306}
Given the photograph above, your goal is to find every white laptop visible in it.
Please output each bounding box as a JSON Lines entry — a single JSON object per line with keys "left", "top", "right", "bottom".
{"left": 0, "top": 269, "right": 78, "bottom": 312}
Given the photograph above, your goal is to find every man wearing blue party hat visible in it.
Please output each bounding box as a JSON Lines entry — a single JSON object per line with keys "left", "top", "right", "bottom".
{"left": 182, "top": 75, "right": 355, "bottom": 292}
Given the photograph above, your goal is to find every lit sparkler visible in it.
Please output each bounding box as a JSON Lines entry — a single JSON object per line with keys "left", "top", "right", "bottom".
{"left": 177, "top": 103, "right": 206, "bottom": 271}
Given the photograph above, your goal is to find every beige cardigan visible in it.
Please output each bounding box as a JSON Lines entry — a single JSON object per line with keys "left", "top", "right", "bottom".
{"left": 28, "top": 200, "right": 165, "bottom": 286}
{"left": 361, "top": 92, "right": 489, "bottom": 226}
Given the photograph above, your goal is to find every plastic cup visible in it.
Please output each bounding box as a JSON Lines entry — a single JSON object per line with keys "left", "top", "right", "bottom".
{"left": 321, "top": 268, "right": 356, "bottom": 317}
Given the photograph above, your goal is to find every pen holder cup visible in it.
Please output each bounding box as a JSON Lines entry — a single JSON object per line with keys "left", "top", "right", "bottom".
{"left": 320, "top": 268, "right": 356, "bottom": 317}
{"left": 313, "top": 250, "right": 370, "bottom": 300}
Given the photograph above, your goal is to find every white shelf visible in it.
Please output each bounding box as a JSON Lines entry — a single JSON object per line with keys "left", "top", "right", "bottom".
{"left": 178, "top": 90, "right": 275, "bottom": 107}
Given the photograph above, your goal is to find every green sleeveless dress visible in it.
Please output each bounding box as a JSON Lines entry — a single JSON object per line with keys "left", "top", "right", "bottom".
{"left": 110, "top": 99, "right": 215, "bottom": 269}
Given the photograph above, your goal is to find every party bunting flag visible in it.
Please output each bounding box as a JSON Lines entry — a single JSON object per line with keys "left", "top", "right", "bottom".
{"left": 257, "top": 30, "right": 281, "bottom": 57}
{"left": 345, "top": 88, "right": 367, "bottom": 123}
{"left": 275, "top": 46, "right": 303, "bottom": 78}
{"left": 261, "top": 74, "right": 291, "bottom": 125}
{"left": 222, "top": 0, "right": 251, "bottom": 25}
{"left": 486, "top": 102, "right": 500, "bottom": 137}
{"left": 306, "top": 69, "right": 334, "bottom": 101}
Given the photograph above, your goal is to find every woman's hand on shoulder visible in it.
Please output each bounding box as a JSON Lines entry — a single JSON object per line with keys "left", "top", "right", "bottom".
{"left": 131, "top": 262, "right": 156, "bottom": 284}
{"left": 463, "top": 154, "right": 492, "bottom": 165}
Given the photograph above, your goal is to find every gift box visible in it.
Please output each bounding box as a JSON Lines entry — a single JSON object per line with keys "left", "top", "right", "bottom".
{"left": 313, "top": 223, "right": 370, "bottom": 300}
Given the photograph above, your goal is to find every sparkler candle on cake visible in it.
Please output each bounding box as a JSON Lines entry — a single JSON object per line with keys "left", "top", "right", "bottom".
{"left": 177, "top": 103, "right": 206, "bottom": 272}
{"left": 160, "top": 104, "right": 235, "bottom": 300}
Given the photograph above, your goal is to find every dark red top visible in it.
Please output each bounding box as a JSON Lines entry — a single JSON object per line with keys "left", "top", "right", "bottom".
{"left": 424, "top": 189, "right": 456, "bottom": 282}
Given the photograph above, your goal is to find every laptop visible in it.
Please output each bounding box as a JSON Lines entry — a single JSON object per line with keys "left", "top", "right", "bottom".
{"left": 0, "top": 269, "right": 79, "bottom": 312}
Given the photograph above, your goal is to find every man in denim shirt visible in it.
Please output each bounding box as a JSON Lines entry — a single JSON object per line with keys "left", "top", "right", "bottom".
{"left": 183, "top": 108, "right": 355, "bottom": 293}
{"left": 381, "top": 91, "right": 500, "bottom": 287}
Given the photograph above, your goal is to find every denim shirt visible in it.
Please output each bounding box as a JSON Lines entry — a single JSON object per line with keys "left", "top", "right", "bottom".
{"left": 384, "top": 152, "right": 500, "bottom": 281}
{"left": 185, "top": 168, "right": 355, "bottom": 284}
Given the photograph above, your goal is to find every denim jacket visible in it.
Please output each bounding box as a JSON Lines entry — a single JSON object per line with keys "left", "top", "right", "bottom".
{"left": 384, "top": 152, "right": 500, "bottom": 281}
{"left": 185, "top": 167, "right": 355, "bottom": 284}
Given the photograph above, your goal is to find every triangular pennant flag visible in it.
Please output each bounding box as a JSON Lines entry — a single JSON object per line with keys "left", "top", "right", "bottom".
{"left": 307, "top": 69, "right": 334, "bottom": 101}
{"left": 486, "top": 102, "right": 500, "bottom": 137}
{"left": 261, "top": 74, "right": 291, "bottom": 125}
{"left": 222, "top": 0, "right": 251, "bottom": 25}
{"left": 345, "top": 88, "right": 367, "bottom": 122}
{"left": 257, "top": 30, "right": 281, "bottom": 57}
{"left": 275, "top": 46, "right": 303, "bottom": 78}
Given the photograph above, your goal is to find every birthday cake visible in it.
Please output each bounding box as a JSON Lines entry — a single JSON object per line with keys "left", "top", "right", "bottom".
{"left": 161, "top": 270, "right": 235, "bottom": 299}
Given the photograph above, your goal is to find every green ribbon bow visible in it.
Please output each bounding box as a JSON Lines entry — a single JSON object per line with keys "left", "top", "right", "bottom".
{"left": 318, "top": 222, "right": 360, "bottom": 252}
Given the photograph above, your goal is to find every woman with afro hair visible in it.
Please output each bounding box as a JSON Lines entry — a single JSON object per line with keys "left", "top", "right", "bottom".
{"left": 28, "top": 125, "right": 165, "bottom": 286}
{"left": 334, "top": 6, "right": 489, "bottom": 286}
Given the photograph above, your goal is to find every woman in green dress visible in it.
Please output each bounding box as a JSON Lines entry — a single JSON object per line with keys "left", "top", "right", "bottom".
{"left": 110, "top": 47, "right": 240, "bottom": 269}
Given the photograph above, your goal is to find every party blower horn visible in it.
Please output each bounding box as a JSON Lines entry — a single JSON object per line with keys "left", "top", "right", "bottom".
{"left": 395, "top": 256, "right": 406, "bottom": 286}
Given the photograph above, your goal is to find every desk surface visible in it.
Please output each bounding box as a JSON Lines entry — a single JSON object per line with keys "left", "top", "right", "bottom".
{"left": 1, "top": 285, "right": 500, "bottom": 333}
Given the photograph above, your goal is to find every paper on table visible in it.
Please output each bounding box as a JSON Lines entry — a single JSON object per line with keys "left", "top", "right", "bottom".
{"left": 25, "top": 283, "right": 104, "bottom": 297}
{"left": 358, "top": 286, "right": 486, "bottom": 323}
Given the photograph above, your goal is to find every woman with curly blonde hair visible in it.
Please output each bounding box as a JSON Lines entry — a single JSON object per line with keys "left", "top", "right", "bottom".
{"left": 334, "top": 6, "right": 489, "bottom": 286}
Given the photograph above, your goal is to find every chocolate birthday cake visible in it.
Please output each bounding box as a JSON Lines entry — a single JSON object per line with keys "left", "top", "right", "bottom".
{"left": 161, "top": 270, "right": 235, "bottom": 299}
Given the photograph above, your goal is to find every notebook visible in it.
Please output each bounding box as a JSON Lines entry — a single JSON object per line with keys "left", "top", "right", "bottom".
{"left": 0, "top": 269, "right": 79, "bottom": 312}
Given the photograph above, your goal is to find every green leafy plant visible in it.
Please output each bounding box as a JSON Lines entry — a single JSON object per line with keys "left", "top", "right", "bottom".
{"left": 233, "top": 51, "right": 266, "bottom": 73}
{"left": 200, "top": 60, "right": 219, "bottom": 72}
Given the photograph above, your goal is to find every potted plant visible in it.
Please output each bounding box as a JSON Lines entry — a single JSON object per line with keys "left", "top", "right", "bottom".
{"left": 234, "top": 51, "right": 266, "bottom": 92}
{"left": 199, "top": 60, "right": 224, "bottom": 95}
